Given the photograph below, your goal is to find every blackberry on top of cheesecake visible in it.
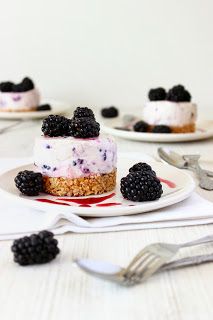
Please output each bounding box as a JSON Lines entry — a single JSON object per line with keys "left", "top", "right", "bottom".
{"left": 0, "top": 77, "right": 40, "bottom": 112}
{"left": 34, "top": 107, "right": 117, "bottom": 197}
{"left": 143, "top": 85, "right": 197, "bottom": 133}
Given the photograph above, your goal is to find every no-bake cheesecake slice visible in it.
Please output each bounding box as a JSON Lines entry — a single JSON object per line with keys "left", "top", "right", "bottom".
{"left": 34, "top": 107, "right": 117, "bottom": 196}
{"left": 0, "top": 77, "right": 40, "bottom": 112}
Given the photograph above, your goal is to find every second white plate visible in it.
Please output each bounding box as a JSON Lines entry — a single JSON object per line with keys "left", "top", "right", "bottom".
{"left": 101, "top": 116, "right": 213, "bottom": 142}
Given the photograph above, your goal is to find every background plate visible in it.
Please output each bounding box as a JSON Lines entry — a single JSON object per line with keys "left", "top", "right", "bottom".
{"left": 0, "top": 99, "right": 71, "bottom": 120}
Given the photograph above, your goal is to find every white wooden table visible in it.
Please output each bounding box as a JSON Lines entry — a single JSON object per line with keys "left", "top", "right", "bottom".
{"left": 0, "top": 110, "right": 213, "bottom": 320}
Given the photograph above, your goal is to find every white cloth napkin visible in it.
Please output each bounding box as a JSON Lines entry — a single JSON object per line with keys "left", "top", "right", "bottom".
{"left": 0, "top": 157, "right": 213, "bottom": 240}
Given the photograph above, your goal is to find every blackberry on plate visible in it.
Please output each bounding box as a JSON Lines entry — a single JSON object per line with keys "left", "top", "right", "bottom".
{"left": 41, "top": 115, "right": 71, "bottom": 137}
{"left": 14, "top": 170, "right": 43, "bottom": 196}
{"left": 120, "top": 171, "right": 163, "bottom": 202}
{"left": 151, "top": 125, "right": 171, "bottom": 134}
{"left": 11, "top": 230, "right": 60, "bottom": 266}
{"left": 129, "top": 162, "right": 156, "bottom": 176}
{"left": 69, "top": 117, "right": 100, "bottom": 138}
{"left": 21, "top": 77, "right": 34, "bottom": 92}
{"left": 167, "top": 85, "right": 191, "bottom": 102}
{"left": 133, "top": 120, "right": 149, "bottom": 132}
{"left": 0, "top": 81, "right": 13, "bottom": 92}
{"left": 101, "top": 106, "right": 119, "bottom": 118}
{"left": 148, "top": 87, "right": 166, "bottom": 101}
{"left": 36, "top": 104, "right": 51, "bottom": 111}
{"left": 73, "top": 107, "right": 95, "bottom": 119}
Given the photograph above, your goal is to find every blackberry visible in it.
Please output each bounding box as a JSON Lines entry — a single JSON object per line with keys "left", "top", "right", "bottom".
{"left": 21, "top": 77, "right": 34, "bottom": 91}
{"left": 148, "top": 87, "right": 166, "bottom": 101}
{"left": 12, "top": 83, "right": 23, "bottom": 92}
{"left": 120, "top": 171, "right": 163, "bottom": 202}
{"left": 133, "top": 120, "right": 149, "bottom": 132}
{"left": 14, "top": 170, "right": 43, "bottom": 196}
{"left": 11, "top": 230, "right": 60, "bottom": 266}
{"left": 151, "top": 125, "right": 171, "bottom": 133}
{"left": 129, "top": 162, "right": 156, "bottom": 176}
{"left": 167, "top": 85, "right": 191, "bottom": 102}
{"left": 69, "top": 117, "right": 100, "bottom": 138}
{"left": 36, "top": 104, "right": 51, "bottom": 111}
{"left": 41, "top": 115, "right": 71, "bottom": 137}
{"left": 73, "top": 107, "right": 95, "bottom": 119}
{"left": 101, "top": 106, "right": 119, "bottom": 118}
{"left": 0, "top": 81, "right": 13, "bottom": 92}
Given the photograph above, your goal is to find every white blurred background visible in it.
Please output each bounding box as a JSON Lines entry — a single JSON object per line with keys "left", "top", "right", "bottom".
{"left": 0, "top": 0, "right": 212, "bottom": 109}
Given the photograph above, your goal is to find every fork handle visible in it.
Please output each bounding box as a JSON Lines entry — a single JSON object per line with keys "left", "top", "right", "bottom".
{"left": 181, "top": 235, "right": 213, "bottom": 248}
{"left": 159, "top": 253, "right": 213, "bottom": 272}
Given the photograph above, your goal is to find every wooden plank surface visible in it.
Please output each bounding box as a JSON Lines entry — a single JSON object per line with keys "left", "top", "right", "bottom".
{"left": 0, "top": 110, "right": 213, "bottom": 320}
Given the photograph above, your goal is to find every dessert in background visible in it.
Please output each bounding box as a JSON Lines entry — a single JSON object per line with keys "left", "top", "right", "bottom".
{"left": 101, "top": 106, "right": 119, "bottom": 118}
{"left": 142, "top": 85, "right": 197, "bottom": 133}
{"left": 0, "top": 77, "right": 40, "bottom": 112}
{"left": 33, "top": 107, "right": 117, "bottom": 196}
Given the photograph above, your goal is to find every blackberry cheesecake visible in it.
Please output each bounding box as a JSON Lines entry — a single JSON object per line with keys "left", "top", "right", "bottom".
{"left": 142, "top": 85, "right": 197, "bottom": 133}
{"left": 0, "top": 77, "right": 40, "bottom": 112}
{"left": 34, "top": 108, "right": 117, "bottom": 196}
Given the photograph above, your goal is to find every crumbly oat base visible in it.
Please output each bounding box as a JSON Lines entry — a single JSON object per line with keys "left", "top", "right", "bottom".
{"left": 169, "top": 123, "right": 195, "bottom": 133}
{"left": 149, "top": 123, "right": 195, "bottom": 133}
{"left": 43, "top": 170, "right": 117, "bottom": 196}
{"left": 0, "top": 107, "right": 37, "bottom": 112}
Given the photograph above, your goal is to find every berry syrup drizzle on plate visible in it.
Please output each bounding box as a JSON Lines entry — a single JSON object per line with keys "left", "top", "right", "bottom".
{"left": 158, "top": 178, "right": 176, "bottom": 188}
{"left": 36, "top": 178, "right": 176, "bottom": 207}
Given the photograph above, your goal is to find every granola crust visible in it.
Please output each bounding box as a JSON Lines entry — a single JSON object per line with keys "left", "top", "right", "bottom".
{"left": 43, "top": 170, "right": 117, "bottom": 196}
{"left": 149, "top": 123, "right": 195, "bottom": 133}
{"left": 0, "top": 107, "right": 37, "bottom": 112}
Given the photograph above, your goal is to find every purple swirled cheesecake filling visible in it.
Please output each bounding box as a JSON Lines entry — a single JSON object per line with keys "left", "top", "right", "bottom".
{"left": 34, "top": 135, "right": 117, "bottom": 179}
{"left": 0, "top": 89, "right": 40, "bottom": 111}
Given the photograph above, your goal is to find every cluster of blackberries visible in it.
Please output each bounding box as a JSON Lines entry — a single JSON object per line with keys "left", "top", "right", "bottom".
{"left": 101, "top": 106, "right": 119, "bottom": 118}
{"left": 120, "top": 162, "right": 163, "bottom": 202}
{"left": 167, "top": 85, "right": 191, "bottom": 102}
{"left": 133, "top": 120, "right": 149, "bottom": 133}
{"left": 0, "top": 77, "right": 34, "bottom": 93}
{"left": 11, "top": 231, "right": 60, "bottom": 266}
{"left": 148, "top": 87, "right": 166, "bottom": 101}
{"left": 15, "top": 170, "right": 43, "bottom": 196}
{"left": 42, "top": 114, "right": 71, "bottom": 137}
{"left": 148, "top": 85, "right": 191, "bottom": 102}
{"left": 133, "top": 120, "right": 171, "bottom": 134}
{"left": 41, "top": 107, "right": 100, "bottom": 138}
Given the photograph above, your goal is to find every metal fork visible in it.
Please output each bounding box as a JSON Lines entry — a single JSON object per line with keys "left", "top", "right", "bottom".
{"left": 120, "top": 234, "right": 213, "bottom": 285}
{"left": 158, "top": 148, "right": 213, "bottom": 190}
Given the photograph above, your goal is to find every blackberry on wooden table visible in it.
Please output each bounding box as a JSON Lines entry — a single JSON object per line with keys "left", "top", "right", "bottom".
{"left": 11, "top": 231, "right": 60, "bottom": 266}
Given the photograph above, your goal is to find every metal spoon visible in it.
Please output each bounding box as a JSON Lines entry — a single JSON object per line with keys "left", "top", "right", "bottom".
{"left": 158, "top": 148, "right": 213, "bottom": 190}
{"left": 75, "top": 253, "right": 213, "bottom": 284}
{"left": 0, "top": 120, "right": 23, "bottom": 134}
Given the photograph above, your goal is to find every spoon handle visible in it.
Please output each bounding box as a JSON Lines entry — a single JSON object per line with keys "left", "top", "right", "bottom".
{"left": 192, "top": 165, "right": 213, "bottom": 190}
